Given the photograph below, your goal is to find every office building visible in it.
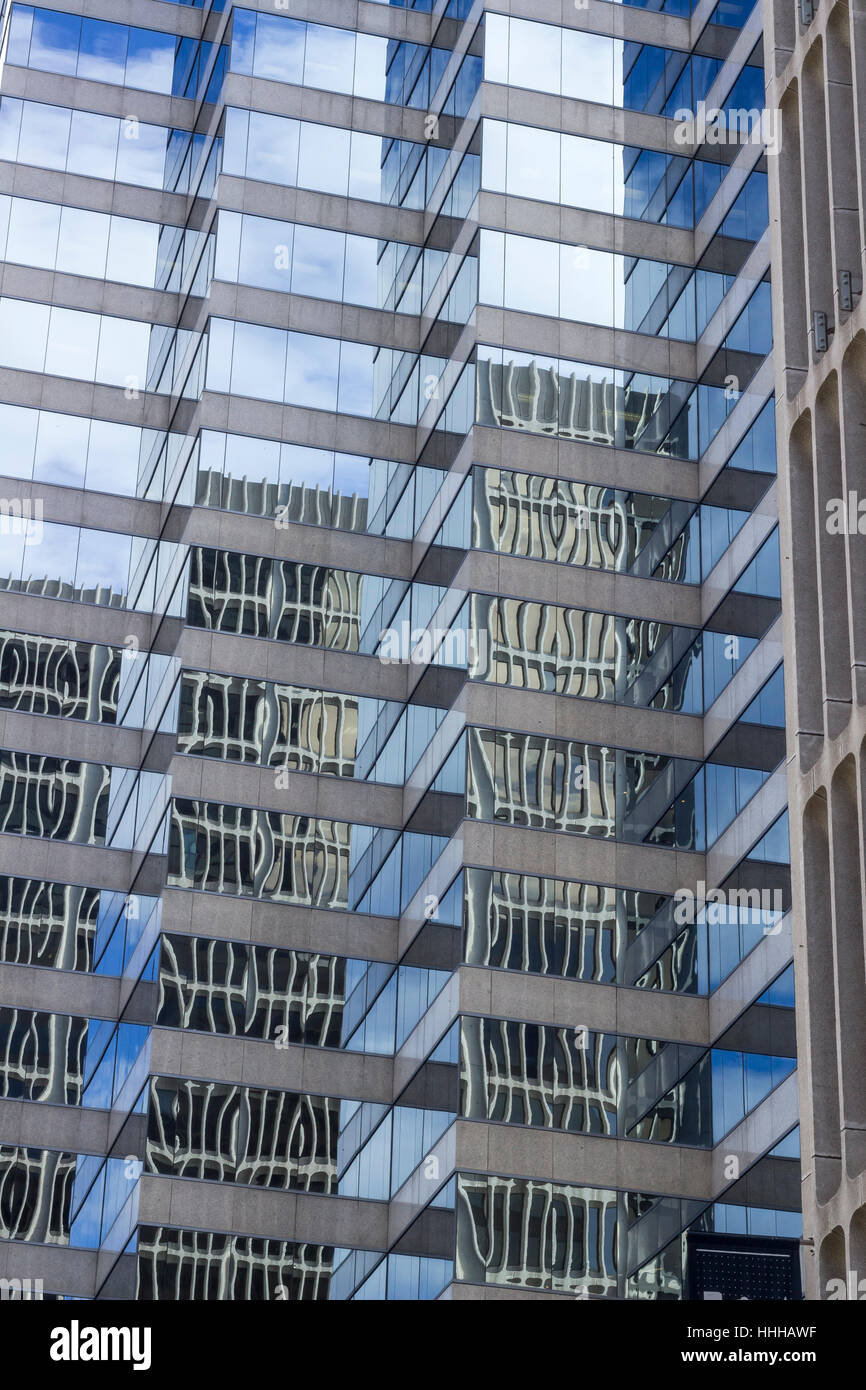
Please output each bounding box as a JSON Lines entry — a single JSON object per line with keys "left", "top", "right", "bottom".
{"left": 0, "top": 0, "right": 806, "bottom": 1300}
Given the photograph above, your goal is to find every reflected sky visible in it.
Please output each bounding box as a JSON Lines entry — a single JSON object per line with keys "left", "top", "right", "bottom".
{"left": 0, "top": 296, "right": 154, "bottom": 390}
{"left": 8, "top": 5, "right": 208, "bottom": 98}
{"left": 482, "top": 118, "right": 709, "bottom": 227}
{"left": 485, "top": 15, "right": 626, "bottom": 107}
{"left": 0, "top": 96, "right": 172, "bottom": 189}
{"left": 230, "top": 9, "right": 420, "bottom": 104}
{"left": 4, "top": 521, "right": 132, "bottom": 601}
{"left": 207, "top": 318, "right": 386, "bottom": 419}
{"left": 214, "top": 210, "right": 401, "bottom": 310}
{"left": 479, "top": 228, "right": 715, "bottom": 340}
{"left": 0, "top": 402, "right": 147, "bottom": 496}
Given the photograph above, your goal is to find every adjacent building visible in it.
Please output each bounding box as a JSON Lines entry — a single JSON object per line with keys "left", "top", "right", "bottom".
{"left": 765, "top": 0, "right": 866, "bottom": 1302}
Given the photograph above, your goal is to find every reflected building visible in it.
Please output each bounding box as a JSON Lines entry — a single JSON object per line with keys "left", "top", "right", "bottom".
{"left": 0, "top": 631, "right": 120, "bottom": 723}
{"left": 0, "top": 1146, "right": 76, "bottom": 1246}
{"left": 476, "top": 354, "right": 694, "bottom": 458}
{"left": 0, "top": 876, "right": 98, "bottom": 971}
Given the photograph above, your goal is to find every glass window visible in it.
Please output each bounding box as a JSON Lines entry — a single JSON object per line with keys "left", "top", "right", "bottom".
{"left": 206, "top": 319, "right": 234, "bottom": 393}
{"left": 513, "top": 122, "right": 561, "bottom": 204}
{"left": 481, "top": 118, "right": 506, "bottom": 193}
{"left": 562, "top": 133, "right": 616, "bottom": 214}
{"left": 6, "top": 195, "right": 60, "bottom": 268}
{"left": 23, "top": 521, "right": 78, "bottom": 588}
{"left": 95, "top": 315, "right": 151, "bottom": 388}
{"left": 298, "top": 121, "right": 350, "bottom": 196}
{"left": 5, "top": 7, "right": 34, "bottom": 66}
{"left": 34, "top": 409, "right": 89, "bottom": 487}
{"left": 303, "top": 23, "right": 356, "bottom": 95}
{"left": 125, "top": 27, "right": 175, "bottom": 95}
{"left": 107, "top": 215, "right": 160, "bottom": 287}
{"left": 221, "top": 107, "right": 248, "bottom": 177}
{"left": 239, "top": 213, "right": 291, "bottom": 292}
{"left": 509, "top": 17, "right": 562, "bottom": 93}
{"left": 115, "top": 122, "right": 168, "bottom": 189}
{"left": 77, "top": 527, "right": 131, "bottom": 598}
{"left": 78, "top": 18, "right": 128, "bottom": 85}
{"left": 0, "top": 98, "right": 24, "bottom": 163}
{"left": 67, "top": 110, "right": 118, "bottom": 181}
{"left": 353, "top": 33, "right": 389, "bottom": 102}
{"left": 564, "top": 28, "right": 618, "bottom": 104}
{"left": 19, "top": 100, "right": 71, "bottom": 171}
{"left": 338, "top": 341, "right": 376, "bottom": 417}
{"left": 0, "top": 527, "right": 26, "bottom": 585}
{"left": 29, "top": 8, "right": 81, "bottom": 77}
{"left": 58, "top": 205, "right": 109, "bottom": 279}
{"left": 505, "top": 233, "right": 558, "bottom": 317}
{"left": 232, "top": 321, "right": 287, "bottom": 401}
{"left": 349, "top": 131, "right": 386, "bottom": 201}
{"left": 226, "top": 431, "right": 280, "bottom": 488}
{"left": 246, "top": 110, "right": 299, "bottom": 186}
{"left": 87, "top": 420, "right": 140, "bottom": 496}
{"left": 213, "top": 208, "right": 241, "bottom": 282}
{"left": 483, "top": 12, "right": 510, "bottom": 84}
{"left": 344, "top": 235, "right": 379, "bottom": 307}
{"left": 281, "top": 442, "right": 333, "bottom": 491}
{"left": 285, "top": 331, "right": 340, "bottom": 411}
{"left": 0, "top": 297, "right": 50, "bottom": 373}
{"left": 45, "top": 306, "right": 100, "bottom": 380}
{"left": 229, "top": 8, "right": 256, "bottom": 74}
{"left": 0, "top": 402, "right": 39, "bottom": 480}
{"left": 291, "top": 223, "right": 345, "bottom": 301}
{"left": 253, "top": 13, "right": 305, "bottom": 84}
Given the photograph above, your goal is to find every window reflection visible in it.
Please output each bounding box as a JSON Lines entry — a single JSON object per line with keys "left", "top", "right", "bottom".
{"left": 456, "top": 1173, "right": 619, "bottom": 1296}
{"left": 0, "top": 1008, "right": 87, "bottom": 1103}
{"left": 480, "top": 230, "right": 742, "bottom": 342}
{"left": 206, "top": 317, "right": 398, "bottom": 418}
{"left": 195, "top": 429, "right": 420, "bottom": 537}
{"left": 7, "top": 4, "right": 220, "bottom": 99}
{"left": 0, "top": 1146, "right": 76, "bottom": 1244}
{"left": 156, "top": 933, "right": 448, "bottom": 1055}
{"left": 463, "top": 868, "right": 705, "bottom": 991}
{"left": 136, "top": 1225, "right": 341, "bottom": 1300}
{"left": 0, "top": 752, "right": 109, "bottom": 845}
{"left": 461, "top": 1017, "right": 619, "bottom": 1135}
{"left": 215, "top": 209, "right": 431, "bottom": 317}
{"left": 0, "top": 295, "right": 152, "bottom": 390}
{"left": 146, "top": 1077, "right": 340, "bottom": 1192}
{"left": 465, "top": 726, "right": 768, "bottom": 851}
{"left": 0, "top": 517, "right": 132, "bottom": 607}
{"left": 229, "top": 9, "right": 478, "bottom": 113}
{"left": 167, "top": 801, "right": 353, "bottom": 908}
{"left": 476, "top": 345, "right": 736, "bottom": 459}
{"left": 0, "top": 874, "right": 100, "bottom": 970}
{"left": 222, "top": 107, "right": 478, "bottom": 214}
{"left": 0, "top": 630, "right": 119, "bottom": 725}
{"left": 0, "top": 97, "right": 217, "bottom": 196}
{"left": 468, "top": 595, "right": 740, "bottom": 716}
{"left": 483, "top": 13, "right": 763, "bottom": 119}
